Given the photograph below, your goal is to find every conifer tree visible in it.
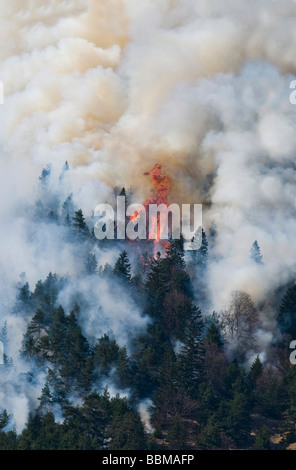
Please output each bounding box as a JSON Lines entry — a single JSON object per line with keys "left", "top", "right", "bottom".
{"left": 85, "top": 253, "right": 97, "bottom": 275}
{"left": 205, "top": 322, "right": 223, "bottom": 347}
{"left": 250, "top": 240, "right": 263, "bottom": 265}
{"left": 39, "top": 164, "right": 51, "bottom": 186}
{"left": 176, "top": 303, "right": 205, "bottom": 397}
{"left": 278, "top": 285, "right": 296, "bottom": 338}
{"left": 61, "top": 194, "right": 74, "bottom": 225}
{"left": 249, "top": 355, "right": 263, "bottom": 386}
{"left": 196, "top": 228, "right": 209, "bottom": 268}
{"left": 18, "top": 282, "right": 31, "bottom": 303}
{"left": 72, "top": 209, "right": 89, "bottom": 237}
{"left": 37, "top": 382, "right": 53, "bottom": 415}
{"left": 166, "top": 416, "right": 187, "bottom": 450}
{"left": 113, "top": 251, "right": 132, "bottom": 283}
{"left": 252, "top": 426, "right": 270, "bottom": 450}
{"left": 0, "top": 410, "right": 9, "bottom": 430}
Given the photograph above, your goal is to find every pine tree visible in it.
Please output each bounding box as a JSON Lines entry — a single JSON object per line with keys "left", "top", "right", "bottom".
{"left": 39, "top": 164, "right": 51, "bottom": 185}
{"left": 196, "top": 229, "right": 209, "bottom": 268}
{"left": 205, "top": 322, "right": 223, "bottom": 347}
{"left": 145, "top": 254, "right": 168, "bottom": 318}
{"left": 93, "top": 334, "right": 120, "bottom": 376}
{"left": 188, "top": 229, "right": 209, "bottom": 304}
{"left": 59, "top": 310, "right": 91, "bottom": 392}
{"left": 225, "top": 391, "right": 251, "bottom": 443}
{"left": 165, "top": 236, "right": 185, "bottom": 268}
{"left": 37, "top": 382, "right": 53, "bottom": 415}
{"left": 18, "top": 413, "right": 42, "bottom": 450}
{"left": 189, "top": 228, "right": 208, "bottom": 268}
{"left": 252, "top": 426, "right": 270, "bottom": 450}
{"left": 249, "top": 355, "right": 263, "bottom": 386}
{"left": 18, "top": 282, "right": 31, "bottom": 303}
{"left": 47, "top": 305, "right": 68, "bottom": 358}
{"left": 166, "top": 415, "right": 187, "bottom": 450}
{"left": 61, "top": 194, "right": 74, "bottom": 225}
{"left": 107, "top": 404, "right": 146, "bottom": 450}
{"left": 72, "top": 209, "right": 89, "bottom": 237}
{"left": 113, "top": 251, "right": 132, "bottom": 283}
{"left": 198, "top": 415, "right": 223, "bottom": 449}
{"left": 115, "top": 347, "right": 131, "bottom": 389}
{"left": 278, "top": 285, "right": 296, "bottom": 338}
{"left": 27, "top": 309, "right": 45, "bottom": 339}
{"left": 85, "top": 253, "right": 97, "bottom": 275}
{"left": 176, "top": 303, "right": 205, "bottom": 397}
{"left": 0, "top": 410, "right": 9, "bottom": 430}
{"left": 250, "top": 240, "right": 263, "bottom": 265}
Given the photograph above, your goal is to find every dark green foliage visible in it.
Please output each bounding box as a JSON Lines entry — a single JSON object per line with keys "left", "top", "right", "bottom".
{"left": 18, "top": 412, "right": 62, "bottom": 450}
{"left": 107, "top": 398, "right": 146, "bottom": 450}
{"left": 18, "top": 282, "right": 31, "bottom": 303}
{"left": 93, "top": 334, "right": 120, "bottom": 375}
{"left": 37, "top": 382, "right": 53, "bottom": 414}
{"left": 18, "top": 390, "right": 146, "bottom": 450}
{"left": 144, "top": 239, "right": 193, "bottom": 341}
{"left": 0, "top": 410, "right": 9, "bottom": 430}
{"left": 166, "top": 416, "right": 188, "bottom": 450}
{"left": 249, "top": 355, "right": 263, "bottom": 386}
{"left": 195, "top": 228, "right": 209, "bottom": 268}
{"left": 0, "top": 430, "right": 17, "bottom": 450}
{"left": 205, "top": 322, "right": 223, "bottom": 347}
{"left": 223, "top": 391, "right": 251, "bottom": 442}
{"left": 254, "top": 366, "right": 284, "bottom": 418}
{"left": 72, "top": 209, "right": 89, "bottom": 237}
{"left": 22, "top": 302, "right": 92, "bottom": 394}
{"left": 175, "top": 303, "right": 205, "bottom": 398}
{"left": 113, "top": 250, "right": 132, "bottom": 282}
{"left": 278, "top": 285, "right": 296, "bottom": 338}
{"left": 252, "top": 426, "right": 271, "bottom": 450}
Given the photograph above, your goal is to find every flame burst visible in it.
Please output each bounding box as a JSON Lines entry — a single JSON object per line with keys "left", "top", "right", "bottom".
{"left": 143, "top": 163, "right": 171, "bottom": 206}
{"left": 128, "top": 164, "right": 171, "bottom": 262}
{"left": 144, "top": 163, "right": 171, "bottom": 246}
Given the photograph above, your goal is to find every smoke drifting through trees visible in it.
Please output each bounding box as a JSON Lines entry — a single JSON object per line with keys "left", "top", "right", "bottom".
{"left": 0, "top": 0, "right": 296, "bottom": 449}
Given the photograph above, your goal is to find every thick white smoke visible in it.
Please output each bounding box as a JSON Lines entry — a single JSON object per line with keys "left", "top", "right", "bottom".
{"left": 0, "top": 0, "right": 296, "bottom": 428}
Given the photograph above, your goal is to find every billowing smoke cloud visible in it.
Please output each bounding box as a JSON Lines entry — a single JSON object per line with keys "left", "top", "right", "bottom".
{"left": 1, "top": 0, "right": 296, "bottom": 428}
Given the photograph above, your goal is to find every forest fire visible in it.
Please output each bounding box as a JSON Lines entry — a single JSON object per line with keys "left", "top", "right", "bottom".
{"left": 143, "top": 164, "right": 171, "bottom": 243}
{"left": 127, "top": 164, "right": 171, "bottom": 261}
{"left": 94, "top": 164, "right": 201, "bottom": 254}
{"left": 143, "top": 163, "right": 171, "bottom": 206}
{"left": 128, "top": 164, "right": 171, "bottom": 245}
{"left": 129, "top": 210, "right": 140, "bottom": 223}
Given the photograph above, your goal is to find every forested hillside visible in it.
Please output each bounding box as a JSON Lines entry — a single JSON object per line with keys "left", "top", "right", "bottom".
{"left": 0, "top": 165, "right": 296, "bottom": 450}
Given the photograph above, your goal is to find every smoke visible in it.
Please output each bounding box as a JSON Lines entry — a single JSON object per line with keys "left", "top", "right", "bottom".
{"left": 57, "top": 274, "right": 148, "bottom": 351}
{"left": 1, "top": 0, "right": 296, "bottom": 429}
{"left": 138, "top": 398, "right": 155, "bottom": 434}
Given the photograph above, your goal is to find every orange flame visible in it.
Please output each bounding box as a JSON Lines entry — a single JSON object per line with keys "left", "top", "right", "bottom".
{"left": 143, "top": 163, "right": 171, "bottom": 206}
{"left": 129, "top": 210, "right": 139, "bottom": 223}
{"left": 144, "top": 164, "right": 171, "bottom": 247}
